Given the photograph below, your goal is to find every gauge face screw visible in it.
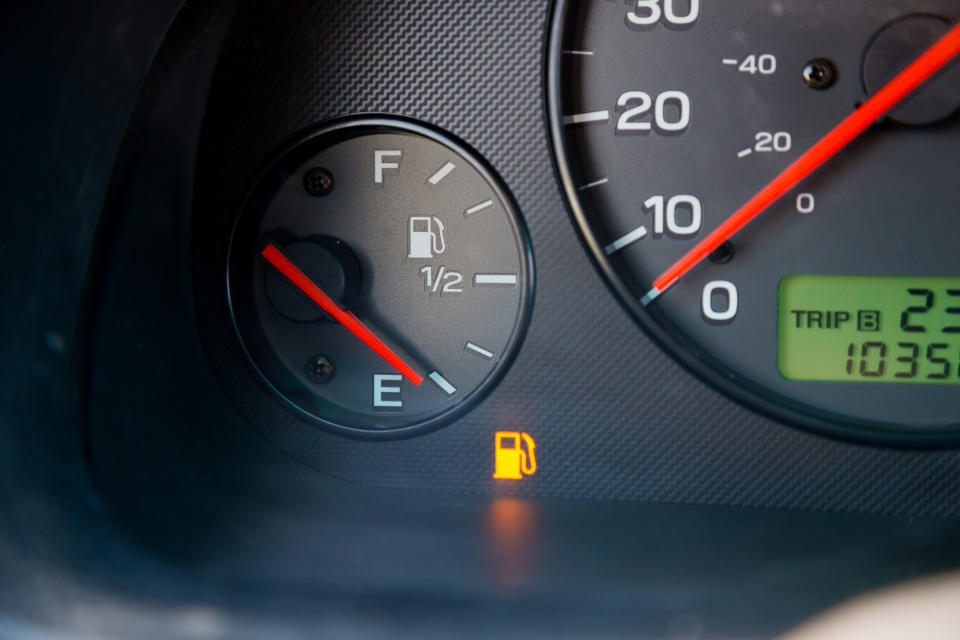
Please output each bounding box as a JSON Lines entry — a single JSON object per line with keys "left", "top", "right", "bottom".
{"left": 303, "top": 167, "right": 334, "bottom": 197}
{"left": 305, "top": 355, "right": 335, "bottom": 383}
{"left": 802, "top": 58, "right": 837, "bottom": 90}
{"left": 709, "top": 241, "right": 735, "bottom": 264}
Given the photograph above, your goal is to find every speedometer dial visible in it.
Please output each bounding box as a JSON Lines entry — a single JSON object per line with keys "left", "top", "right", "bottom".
{"left": 548, "top": 1, "right": 960, "bottom": 443}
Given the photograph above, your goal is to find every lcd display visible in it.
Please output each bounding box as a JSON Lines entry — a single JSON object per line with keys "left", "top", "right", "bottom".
{"left": 778, "top": 276, "right": 960, "bottom": 384}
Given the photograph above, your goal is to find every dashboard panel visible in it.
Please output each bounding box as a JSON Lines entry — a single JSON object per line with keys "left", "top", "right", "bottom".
{"left": 2, "top": 1, "right": 960, "bottom": 638}
{"left": 173, "top": 0, "right": 960, "bottom": 510}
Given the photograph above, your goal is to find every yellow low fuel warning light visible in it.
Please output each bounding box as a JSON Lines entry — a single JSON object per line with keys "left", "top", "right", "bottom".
{"left": 493, "top": 431, "right": 536, "bottom": 480}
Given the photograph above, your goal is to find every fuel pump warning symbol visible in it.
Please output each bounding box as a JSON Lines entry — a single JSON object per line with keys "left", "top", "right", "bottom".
{"left": 493, "top": 431, "right": 537, "bottom": 480}
{"left": 408, "top": 216, "right": 446, "bottom": 259}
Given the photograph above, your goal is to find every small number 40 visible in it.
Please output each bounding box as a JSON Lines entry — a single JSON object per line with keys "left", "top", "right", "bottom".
{"left": 738, "top": 54, "right": 776, "bottom": 75}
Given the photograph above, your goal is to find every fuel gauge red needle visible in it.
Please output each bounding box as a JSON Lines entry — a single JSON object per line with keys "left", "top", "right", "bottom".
{"left": 261, "top": 242, "right": 424, "bottom": 386}
{"left": 643, "top": 20, "right": 960, "bottom": 304}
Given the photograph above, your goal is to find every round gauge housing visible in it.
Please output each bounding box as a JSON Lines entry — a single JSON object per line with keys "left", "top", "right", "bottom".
{"left": 228, "top": 117, "right": 533, "bottom": 437}
{"left": 548, "top": 1, "right": 960, "bottom": 444}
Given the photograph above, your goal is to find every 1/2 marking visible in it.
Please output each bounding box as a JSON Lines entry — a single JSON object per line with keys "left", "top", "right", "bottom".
{"left": 420, "top": 265, "right": 464, "bottom": 296}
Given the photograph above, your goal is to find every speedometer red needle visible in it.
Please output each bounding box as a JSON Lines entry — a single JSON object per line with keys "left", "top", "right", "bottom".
{"left": 644, "top": 20, "right": 960, "bottom": 305}
{"left": 261, "top": 242, "right": 423, "bottom": 386}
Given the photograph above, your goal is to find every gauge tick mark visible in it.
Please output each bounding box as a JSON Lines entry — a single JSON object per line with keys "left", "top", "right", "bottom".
{"left": 563, "top": 110, "right": 610, "bottom": 125}
{"left": 579, "top": 177, "right": 609, "bottom": 191}
{"left": 640, "top": 289, "right": 661, "bottom": 306}
{"left": 605, "top": 226, "right": 648, "bottom": 255}
{"left": 465, "top": 200, "right": 494, "bottom": 216}
{"left": 428, "top": 162, "right": 456, "bottom": 185}
{"left": 428, "top": 371, "right": 457, "bottom": 396}
{"left": 474, "top": 274, "right": 518, "bottom": 287}
{"left": 465, "top": 342, "right": 495, "bottom": 360}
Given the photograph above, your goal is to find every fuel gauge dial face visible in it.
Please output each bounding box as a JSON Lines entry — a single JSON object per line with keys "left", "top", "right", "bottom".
{"left": 228, "top": 118, "right": 533, "bottom": 437}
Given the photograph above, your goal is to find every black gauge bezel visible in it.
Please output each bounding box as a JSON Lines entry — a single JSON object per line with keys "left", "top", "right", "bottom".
{"left": 227, "top": 115, "right": 535, "bottom": 440}
{"left": 545, "top": 0, "right": 960, "bottom": 447}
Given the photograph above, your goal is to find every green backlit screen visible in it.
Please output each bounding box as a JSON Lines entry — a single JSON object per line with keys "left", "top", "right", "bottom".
{"left": 778, "top": 276, "right": 960, "bottom": 384}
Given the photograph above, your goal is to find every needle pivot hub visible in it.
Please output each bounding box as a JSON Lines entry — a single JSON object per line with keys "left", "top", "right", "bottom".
{"left": 863, "top": 14, "right": 960, "bottom": 126}
{"left": 264, "top": 236, "right": 360, "bottom": 323}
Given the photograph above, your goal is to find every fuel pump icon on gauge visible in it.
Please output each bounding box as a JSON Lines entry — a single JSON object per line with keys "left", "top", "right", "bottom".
{"left": 407, "top": 216, "right": 446, "bottom": 259}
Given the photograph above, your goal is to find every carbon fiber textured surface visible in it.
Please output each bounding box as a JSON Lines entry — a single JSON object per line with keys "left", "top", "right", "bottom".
{"left": 193, "top": 0, "right": 960, "bottom": 517}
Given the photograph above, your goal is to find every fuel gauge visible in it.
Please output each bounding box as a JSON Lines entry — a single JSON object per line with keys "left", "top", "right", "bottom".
{"left": 227, "top": 117, "right": 533, "bottom": 437}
